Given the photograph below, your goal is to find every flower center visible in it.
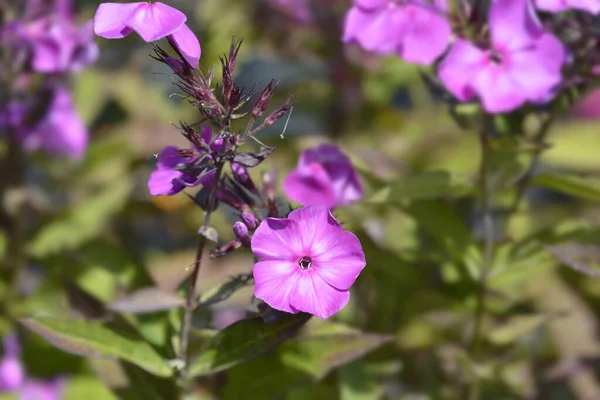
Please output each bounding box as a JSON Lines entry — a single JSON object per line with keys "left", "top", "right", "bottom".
{"left": 298, "top": 256, "right": 312, "bottom": 270}
{"left": 489, "top": 49, "right": 504, "bottom": 65}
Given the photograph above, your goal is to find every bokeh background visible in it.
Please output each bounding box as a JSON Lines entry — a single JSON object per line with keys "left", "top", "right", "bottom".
{"left": 3, "top": 0, "right": 600, "bottom": 399}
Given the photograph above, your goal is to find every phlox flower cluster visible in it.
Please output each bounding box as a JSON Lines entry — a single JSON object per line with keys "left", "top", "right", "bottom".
{"left": 342, "top": 0, "right": 600, "bottom": 113}
{"left": 92, "top": 0, "right": 369, "bottom": 319}
{"left": 0, "top": 0, "right": 97, "bottom": 159}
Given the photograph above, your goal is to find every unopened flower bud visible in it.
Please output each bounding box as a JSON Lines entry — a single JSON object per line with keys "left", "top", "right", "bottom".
{"left": 233, "top": 221, "right": 250, "bottom": 246}
{"left": 264, "top": 97, "right": 294, "bottom": 127}
{"left": 241, "top": 212, "right": 259, "bottom": 230}
{"left": 232, "top": 163, "right": 258, "bottom": 194}
{"left": 252, "top": 79, "right": 278, "bottom": 119}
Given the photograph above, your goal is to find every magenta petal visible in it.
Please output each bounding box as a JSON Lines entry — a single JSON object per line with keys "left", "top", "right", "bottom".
{"left": 355, "top": 0, "right": 387, "bottom": 10}
{"left": 94, "top": 2, "right": 144, "bottom": 39}
{"left": 169, "top": 24, "right": 201, "bottom": 68}
{"left": 0, "top": 357, "right": 24, "bottom": 391}
{"left": 536, "top": 0, "right": 568, "bottom": 11}
{"left": 398, "top": 4, "right": 451, "bottom": 65}
{"left": 288, "top": 272, "right": 350, "bottom": 319}
{"left": 251, "top": 218, "right": 303, "bottom": 261}
{"left": 283, "top": 164, "right": 337, "bottom": 208}
{"left": 489, "top": 0, "right": 543, "bottom": 51}
{"left": 473, "top": 66, "right": 525, "bottom": 113}
{"left": 20, "top": 378, "right": 66, "bottom": 400}
{"left": 253, "top": 260, "right": 300, "bottom": 314}
{"left": 438, "top": 39, "right": 485, "bottom": 101}
{"left": 287, "top": 206, "right": 342, "bottom": 255}
{"left": 148, "top": 169, "right": 184, "bottom": 196}
{"left": 313, "top": 231, "right": 366, "bottom": 291}
{"left": 125, "top": 1, "right": 186, "bottom": 42}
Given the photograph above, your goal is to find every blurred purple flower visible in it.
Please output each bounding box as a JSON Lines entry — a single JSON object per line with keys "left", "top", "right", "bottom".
{"left": 251, "top": 205, "right": 366, "bottom": 319}
{"left": 536, "top": 0, "right": 600, "bottom": 14}
{"left": 212, "top": 307, "right": 245, "bottom": 329}
{"left": 571, "top": 88, "right": 600, "bottom": 118}
{"left": 266, "top": 0, "right": 312, "bottom": 23}
{"left": 342, "top": 0, "right": 451, "bottom": 65}
{"left": 148, "top": 127, "right": 217, "bottom": 196}
{"left": 16, "top": 87, "right": 88, "bottom": 159}
{"left": 0, "top": 334, "right": 65, "bottom": 400}
{"left": 438, "top": 0, "right": 567, "bottom": 113}
{"left": 94, "top": 1, "right": 201, "bottom": 67}
{"left": 283, "top": 144, "right": 363, "bottom": 209}
{"left": 22, "top": 16, "right": 98, "bottom": 73}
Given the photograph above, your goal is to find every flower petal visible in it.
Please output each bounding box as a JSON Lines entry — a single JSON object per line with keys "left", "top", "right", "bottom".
{"left": 289, "top": 271, "right": 350, "bottom": 319}
{"left": 283, "top": 164, "right": 337, "bottom": 208}
{"left": 313, "top": 231, "right": 366, "bottom": 291}
{"left": 343, "top": 6, "right": 407, "bottom": 55}
{"left": 473, "top": 65, "right": 525, "bottom": 113}
{"left": 287, "top": 205, "right": 342, "bottom": 255}
{"left": 438, "top": 39, "right": 486, "bottom": 101}
{"left": 125, "top": 1, "right": 187, "bottom": 42}
{"left": 489, "top": 0, "right": 543, "bottom": 51}
{"left": 148, "top": 169, "right": 185, "bottom": 196}
{"left": 253, "top": 260, "right": 300, "bottom": 314}
{"left": 156, "top": 146, "right": 189, "bottom": 170}
{"left": 398, "top": 3, "right": 451, "bottom": 65}
{"left": 355, "top": 0, "right": 387, "bottom": 10}
{"left": 94, "top": 2, "right": 144, "bottom": 39}
{"left": 535, "top": 0, "right": 568, "bottom": 12}
{"left": 251, "top": 218, "right": 303, "bottom": 261}
{"left": 169, "top": 23, "right": 201, "bottom": 68}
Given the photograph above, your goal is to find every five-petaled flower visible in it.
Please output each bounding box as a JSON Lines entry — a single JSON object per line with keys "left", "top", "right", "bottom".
{"left": 343, "top": 0, "right": 451, "bottom": 65}
{"left": 94, "top": 1, "right": 201, "bottom": 67}
{"left": 438, "top": 0, "right": 567, "bottom": 113}
{"left": 251, "top": 205, "right": 366, "bottom": 319}
{"left": 283, "top": 144, "right": 363, "bottom": 209}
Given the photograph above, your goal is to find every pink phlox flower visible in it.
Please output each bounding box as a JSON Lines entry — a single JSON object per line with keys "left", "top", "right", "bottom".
{"left": 94, "top": 1, "right": 201, "bottom": 67}
{"left": 148, "top": 126, "right": 218, "bottom": 196}
{"left": 438, "top": 0, "right": 567, "bottom": 113}
{"left": 266, "top": 0, "right": 312, "bottom": 23}
{"left": 536, "top": 0, "right": 600, "bottom": 14}
{"left": 14, "top": 87, "right": 88, "bottom": 159}
{"left": 283, "top": 144, "right": 363, "bottom": 209}
{"left": 251, "top": 205, "right": 366, "bottom": 319}
{"left": 343, "top": 0, "right": 451, "bottom": 65}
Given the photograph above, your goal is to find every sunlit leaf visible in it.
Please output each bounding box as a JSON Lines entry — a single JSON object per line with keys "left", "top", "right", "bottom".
{"left": 533, "top": 173, "right": 600, "bottom": 201}
{"left": 188, "top": 312, "right": 311, "bottom": 377}
{"left": 20, "top": 317, "right": 172, "bottom": 377}
{"left": 546, "top": 243, "right": 600, "bottom": 278}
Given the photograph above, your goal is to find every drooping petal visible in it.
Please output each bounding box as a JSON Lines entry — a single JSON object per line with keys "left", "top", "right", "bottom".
{"left": 283, "top": 163, "right": 337, "bottom": 209}
{"left": 94, "top": 2, "right": 144, "bottom": 39}
{"left": 156, "top": 146, "right": 189, "bottom": 170}
{"left": 473, "top": 65, "right": 525, "bottom": 113}
{"left": 287, "top": 205, "right": 343, "bottom": 255}
{"left": 398, "top": 2, "right": 451, "bottom": 65}
{"left": 148, "top": 169, "right": 185, "bottom": 196}
{"left": 253, "top": 260, "right": 300, "bottom": 314}
{"left": 169, "top": 24, "right": 201, "bottom": 68}
{"left": 489, "top": 0, "right": 543, "bottom": 51}
{"left": 536, "top": 0, "right": 568, "bottom": 11}
{"left": 251, "top": 218, "right": 303, "bottom": 261}
{"left": 288, "top": 271, "right": 350, "bottom": 319}
{"left": 313, "top": 231, "right": 366, "bottom": 291}
{"left": 508, "top": 35, "right": 565, "bottom": 102}
{"left": 124, "top": 1, "right": 187, "bottom": 42}
{"left": 438, "top": 39, "right": 486, "bottom": 101}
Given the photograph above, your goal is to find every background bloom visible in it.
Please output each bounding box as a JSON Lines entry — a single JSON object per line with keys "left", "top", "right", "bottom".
{"left": 438, "top": 0, "right": 566, "bottom": 113}
{"left": 536, "top": 0, "right": 600, "bottom": 14}
{"left": 283, "top": 144, "right": 363, "bottom": 209}
{"left": 94, "top": 1, "right": 201, "bottom": 67}
{"left": 343, "top": 0, "right": 451, "bottom": 65}
{"left": 251, "top": 205, "right": 366, "bottom": 319}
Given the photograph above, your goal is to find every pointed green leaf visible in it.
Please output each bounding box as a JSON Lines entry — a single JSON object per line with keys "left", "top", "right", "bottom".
{"left": 199, "top": 273, "right": 254, "bottom": 307}
{"left": 222, "top": 332, "right": 393, "bottom": 399}
{"left": 533, "top": 173, "right": 600, "bottom": 201}
{"left": 20, "top": 317, "right": 172, "bottom": 377}
{"left": 188, "top": 312, "right": 311, "bottom": 377}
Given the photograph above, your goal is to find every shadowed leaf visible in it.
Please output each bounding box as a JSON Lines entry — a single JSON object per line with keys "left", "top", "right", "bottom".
{"left": 199, "top": 273, "right": 254, "bottom": 307}
{"left": 108, "top": 288, "right": 185, "bottom": 314}
{"left": 232, "top": 147, "right": 274, "bottom": 167}
{"left": 20, "top": 317, "right": 172, "bottom": 377}
{"left": 546, "top": 243, "right": 600, "bottom": 278}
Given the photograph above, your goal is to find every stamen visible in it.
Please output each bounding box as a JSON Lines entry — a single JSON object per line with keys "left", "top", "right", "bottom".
{"left": 298, "top": 256, "right": 312, "bottom": 270}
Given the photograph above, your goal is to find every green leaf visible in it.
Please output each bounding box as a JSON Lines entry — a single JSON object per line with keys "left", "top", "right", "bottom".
{"left": 64, "top": 376, "right": 117, "bottom": 400}
{"left": 27, "top": 178, "right": 133, "bottom": 257}
{"left": 532, "top": 173, "right": 600, "bottom": 201}
{"left": 340, "top": 360, "right": 391, "bottom": 400}
{"left": 222, "top": 332, "right": 393, "bottom": 399}
{"left": 199, "top": 273, "right": 254, "bottom": 307}
{"left": 368, "top": 171, "right": 473, "bottom": 203}
{"left": 188, "top": 312, "right": 311, "bottom": 377}
{"left": 20, "top": 317, "right": 172, "bottom": 377}
{"left": 488, "top": 315, "right": 546, "bottom": 346}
